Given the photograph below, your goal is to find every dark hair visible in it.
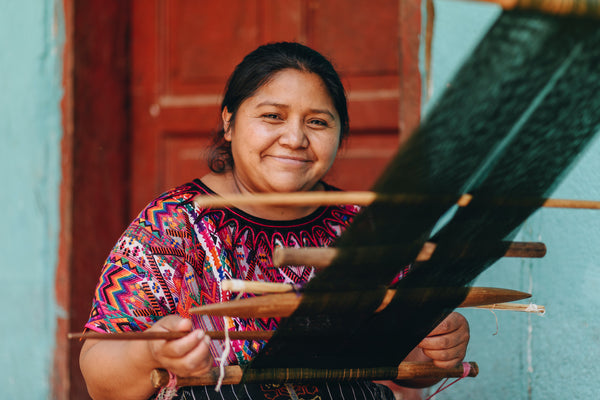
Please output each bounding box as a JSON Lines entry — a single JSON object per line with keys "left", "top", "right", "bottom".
{"left": 208, "top": 42, "right": 350, "bottom": 173}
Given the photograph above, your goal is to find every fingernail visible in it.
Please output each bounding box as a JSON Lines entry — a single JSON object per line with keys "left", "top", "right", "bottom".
{"left": 197, "top": 330, "right": 205, "bottom": 340}
{"left": 204, "top": 335, "right": 211, "bottom": 345}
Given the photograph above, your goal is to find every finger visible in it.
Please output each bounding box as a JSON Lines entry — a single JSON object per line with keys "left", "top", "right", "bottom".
{"left": 160, "top": 330, "right": 208, "bottom": 359}
{"left": 187, "top": 336, "right": 215, "bottom": 377}
{"left": 427, "top": 313, "right": 463, "bottom": 337}
{"left": 164, "top": 334, "right": 214, "bottom": 377}
{"left": 150, "top": 315, "right": 193, "bottom": 333}
{"left": 419, "top": 328, "right": 469, "bottom": 350}
{"left": 432, "top": 358, "right": 463, "bottom": 369}
{"left": 421, "top": 343, "right": 466, "bottom": 366}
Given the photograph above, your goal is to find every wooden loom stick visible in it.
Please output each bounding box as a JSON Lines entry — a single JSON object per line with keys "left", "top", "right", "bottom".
{"left": 150, "top": 361, "right": 479, "bottom": 387}
{"left": 67, "top": 330, "right": 272, "bottom": 341}
{"left": 272, "top": 241, "right": 546, "bottom": 269}
{"left": 193, "top": 190, "right": 600, "bottom": 210}
{"left": 69, "top": 301, "right": 543, "bottom": 342}
{"left": 466, "top": 0, "right": 600, "bottom": 17}
{"left": 190, "top": 287, "right": 531, "bottom": 318}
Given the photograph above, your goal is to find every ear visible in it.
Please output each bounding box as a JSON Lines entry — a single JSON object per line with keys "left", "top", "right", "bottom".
{"left": 222, "top": 107, "right": 233, "bottom": 141}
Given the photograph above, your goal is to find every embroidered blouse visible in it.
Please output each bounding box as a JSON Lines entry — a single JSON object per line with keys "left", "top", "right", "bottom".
{"left": 85, "top": 179, "right": 361, "bottom": 365}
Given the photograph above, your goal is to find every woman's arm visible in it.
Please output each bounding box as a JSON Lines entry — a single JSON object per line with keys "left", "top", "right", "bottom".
{"left": 80, "top": 315, "right": 213, "bottom": 400}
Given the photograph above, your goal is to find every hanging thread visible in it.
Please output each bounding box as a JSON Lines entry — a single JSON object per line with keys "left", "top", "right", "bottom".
{"left": 156, "top": 370, "right": 178, "bottom": 400}
{"left": 215, "top": 291, "right": 243, "bottom": 391}
{"left": 425, "top": 362, "right": 472, "bottom": 400}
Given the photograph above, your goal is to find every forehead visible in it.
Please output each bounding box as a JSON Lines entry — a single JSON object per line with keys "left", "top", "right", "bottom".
{"left": 248, "top": 69, "right": 335, "bottom": 108}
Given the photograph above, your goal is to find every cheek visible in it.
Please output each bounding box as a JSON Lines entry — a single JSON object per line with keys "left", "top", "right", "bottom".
{"left": 321, "top": 136, "right": 340, "bottom": 161}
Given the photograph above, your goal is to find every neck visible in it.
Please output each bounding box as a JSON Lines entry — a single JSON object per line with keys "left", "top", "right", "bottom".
{"left": 199, "top": 172, "right": 323, "bottom": 220}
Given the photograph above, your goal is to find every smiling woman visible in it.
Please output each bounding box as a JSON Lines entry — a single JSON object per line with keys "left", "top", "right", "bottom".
{"left": 204, "top": 69, "right": 342, "bottom": 219}
{"left": 78, "top": 42, "right": 469, "bottom": 400}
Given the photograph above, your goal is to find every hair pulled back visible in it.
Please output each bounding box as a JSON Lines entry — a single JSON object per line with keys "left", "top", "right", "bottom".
{"left": 208, "top": 42, "right": 349, "bottom": 173}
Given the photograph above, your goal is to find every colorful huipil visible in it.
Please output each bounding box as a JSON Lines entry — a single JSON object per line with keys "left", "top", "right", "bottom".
{"left": 85, "top": 179, "right": 361, "bottom": 366}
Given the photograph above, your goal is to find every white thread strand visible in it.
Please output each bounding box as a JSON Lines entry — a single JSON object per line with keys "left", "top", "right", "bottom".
{"left": 215, "top": 292, "right": 243, "bottom": 392}
{"left": 489, "top": 306, "right": 499, "bottom": 336}
{"left": 215, "top": 326, "right": 231, "bottom": 392}
{"left": 525, "top": 303, "right": 546, "bottom": 315}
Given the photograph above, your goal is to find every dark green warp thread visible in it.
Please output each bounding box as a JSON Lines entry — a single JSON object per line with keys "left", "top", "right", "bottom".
{"left": 246, "top": 10, "right": 600, "bottom": 376}
{"left": 242, "top": 366, "right": 399, "bottom": 384}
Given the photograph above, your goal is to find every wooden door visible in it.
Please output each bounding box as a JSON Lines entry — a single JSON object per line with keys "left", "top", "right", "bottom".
{"left": 64, "top": 1, "right": 422, "bottom": 398}
{"left": 130, "top": 0, "right": 423, "bottom": 215}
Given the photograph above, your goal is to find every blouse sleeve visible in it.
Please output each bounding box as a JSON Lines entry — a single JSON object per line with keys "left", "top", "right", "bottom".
{"left": 84, "top": 188, "right": 203, "bottom": 333}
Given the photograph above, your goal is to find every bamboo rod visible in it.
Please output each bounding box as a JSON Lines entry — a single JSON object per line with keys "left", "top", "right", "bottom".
{"left": 473, "top": 302, "right": 545, "bottom": 314}
{"left": 190, "top": 287, "right": 531, "bottom": 318}
{"left": 193, "top": 190, "right": 600, "bottom": 210}
{"left": 150, "top": 361, "right": 479, "bottom": 387}
{"left": 272, "top": 241, "right": 546, "bottom": 269}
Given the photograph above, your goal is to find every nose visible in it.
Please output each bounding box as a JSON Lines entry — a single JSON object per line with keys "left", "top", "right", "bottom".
{"left": 279, "top": 120, "right": 309, "bottom": 149}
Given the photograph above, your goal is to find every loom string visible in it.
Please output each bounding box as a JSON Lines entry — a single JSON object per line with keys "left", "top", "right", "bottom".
{"left": 424, "top": 362, "right": 472, "bottom": 400}
{"left": 215, "top": 291, "right": 244, "bottom": 391}
{"left": 156, "top": 370, "right": 178, "bottom": 400}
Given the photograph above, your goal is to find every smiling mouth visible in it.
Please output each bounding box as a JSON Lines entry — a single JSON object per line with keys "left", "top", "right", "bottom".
{"left": 268, "top": 155, "right": 312, "bottom": 164}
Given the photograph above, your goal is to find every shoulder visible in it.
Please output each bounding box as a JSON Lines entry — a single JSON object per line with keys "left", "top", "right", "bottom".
{"left": 133, "top": 180, "right": 210, "bottom": 232}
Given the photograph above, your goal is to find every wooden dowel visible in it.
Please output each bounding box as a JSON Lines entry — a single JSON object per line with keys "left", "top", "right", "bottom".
{"left": 465, "top": 0, "right": 600, "bottom": 17}
{"left": 272, "top": 241, "right": 546, "bottom": 269}
{"left": 68, "top": 330, "right": 273, "bottom": 341}
{"left": 193, "top": 191, "right": 379, "bottom": 208}
{"left": 150, "top": 361, "right": 479, "bottom": 387}
{"left": 70, "top": 300, "right": 539, "bottom": 342}
{"left": 542, "top": 198, "right": 600, "bottom": 210}
{"left": 190, "top": 287, "right": 531, "bottom": 318}
{"left": 222, "top": 279, "right": 294, "bottom": 294}
{"left": 193, "top": 190, "right": 600, "bottom": 210}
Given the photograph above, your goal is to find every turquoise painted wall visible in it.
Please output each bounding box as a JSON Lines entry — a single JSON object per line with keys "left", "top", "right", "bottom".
{"left": 0, "top": 0, "right": 64, "bottom": 398}
{"left": 424, "top": 1, "right": 600, "bottom": 398}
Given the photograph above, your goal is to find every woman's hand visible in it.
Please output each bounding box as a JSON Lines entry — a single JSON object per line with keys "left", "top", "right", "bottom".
{"left": 146, "top": 315, "right": 214, "bottom": 377}
{"left": 418, "top": 312, "right": 470, "bottom": 368}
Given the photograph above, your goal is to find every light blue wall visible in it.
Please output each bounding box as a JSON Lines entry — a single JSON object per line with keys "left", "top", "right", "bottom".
{"left": 424, "top": 1, "right": 600, "bottom": 398}
{"left": 0, "top": 0, "right": 64, "bottom": 398}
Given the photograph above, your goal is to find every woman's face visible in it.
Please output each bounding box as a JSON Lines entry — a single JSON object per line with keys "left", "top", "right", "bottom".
{"left": 223, "top": 68, "right": 341, "bottom": 194}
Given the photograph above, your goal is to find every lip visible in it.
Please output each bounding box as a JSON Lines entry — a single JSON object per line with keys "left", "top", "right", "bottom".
{"left": 267, "top": 155, "right": 312, "bottom": 165}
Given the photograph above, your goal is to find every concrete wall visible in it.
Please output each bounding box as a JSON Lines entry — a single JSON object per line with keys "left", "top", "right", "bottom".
{"left": 424, "top": 1, "right": 600, "bottom": 398}
{"left": 2, "top": 1, "right": 598, "bottom": 399}
{"left": 0, "top": 0, "right": 64, "bottom": 398}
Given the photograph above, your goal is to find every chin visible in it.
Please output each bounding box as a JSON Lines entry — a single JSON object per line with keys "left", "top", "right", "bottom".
{"left": 267, "top": 181, "right": 316, "bottom": 193}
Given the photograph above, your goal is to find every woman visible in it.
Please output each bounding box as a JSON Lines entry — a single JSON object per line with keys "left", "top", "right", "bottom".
{"left": 80, "top": 42, "right": 469, "bottom": 400}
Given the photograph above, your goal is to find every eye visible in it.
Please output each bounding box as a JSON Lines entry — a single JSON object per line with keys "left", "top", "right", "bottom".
{"left": 308, "top": 119, "right": 329, "bottom": 128}
{"left": 262, "top": 113, "right": 282, "bottom": 121}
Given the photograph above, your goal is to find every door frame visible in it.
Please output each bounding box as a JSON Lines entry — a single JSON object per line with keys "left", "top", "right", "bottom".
{"left": 57, "top": 0, "right": 131, "bottom": 398}
{"left": 56, "top": 1, "right": 422, "bottom": 398}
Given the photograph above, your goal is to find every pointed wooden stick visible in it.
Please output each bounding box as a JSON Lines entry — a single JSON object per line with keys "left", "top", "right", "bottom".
{"left": 190, "top": 287, "right": 531, "bottom": 318}
{"left": 272, "top": 241, "right": 546, "bottom": 269}
{"left": 193, "top": 190, "right": 600, "bottom": 210}
{"left": 221, "top": 279, "right": 537, "bottom": 300}
{"left": 151, "top": 361, "right": 479, "bottom": 387}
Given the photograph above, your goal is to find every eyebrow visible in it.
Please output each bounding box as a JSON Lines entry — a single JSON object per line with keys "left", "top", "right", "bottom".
{"left": 255, "top": 101, "right": 336, "bottom": 120}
